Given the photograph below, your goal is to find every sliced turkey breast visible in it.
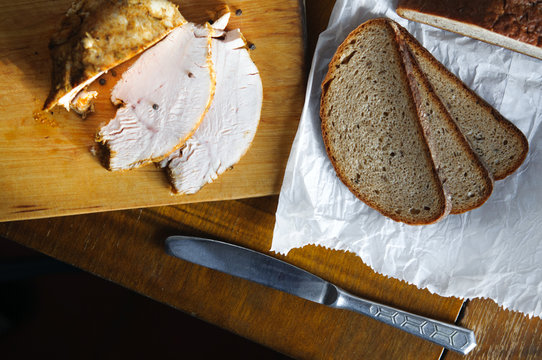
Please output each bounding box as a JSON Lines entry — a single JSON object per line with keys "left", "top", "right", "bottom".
{"left": 161, "top": 29, "right": 263, "bottom": 194}
{"left": 44, "top": 0, "right": 185, "bottom": 113}
{"left": 96, "top": 21, "right": 218, "bottom": 171}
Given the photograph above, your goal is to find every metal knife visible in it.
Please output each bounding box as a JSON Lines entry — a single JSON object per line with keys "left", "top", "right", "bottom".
{"left": 165, "top": 236, "right": 476, "bottom": 355}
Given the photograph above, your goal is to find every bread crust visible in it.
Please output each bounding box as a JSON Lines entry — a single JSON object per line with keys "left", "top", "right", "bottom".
{"left": 397, "top": 25, "right": 529, "bottom": 180}
{"left": 320, "top": 18, "right": 449, "bottom": 225}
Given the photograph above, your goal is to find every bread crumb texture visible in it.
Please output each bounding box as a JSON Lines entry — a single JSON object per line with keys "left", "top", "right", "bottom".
{"left": 321, "top": 19, "right": 447, "bottom": 225}
{"left": 321, "top": 18, "right": 527, "bottom": 224}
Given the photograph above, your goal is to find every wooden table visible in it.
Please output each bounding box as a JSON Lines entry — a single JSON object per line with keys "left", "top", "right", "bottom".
{"left": 1, "top": 1, "right": 541, "bottom": 359}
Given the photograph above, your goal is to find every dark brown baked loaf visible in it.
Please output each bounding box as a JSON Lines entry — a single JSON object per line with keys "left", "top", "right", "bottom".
{"left": 396, "top": 0, "right": 542, "bottom": 60}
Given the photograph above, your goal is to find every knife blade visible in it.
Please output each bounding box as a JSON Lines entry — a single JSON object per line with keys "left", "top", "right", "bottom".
{"left": 165, "top": 235, "right": 476, "bottom": 355}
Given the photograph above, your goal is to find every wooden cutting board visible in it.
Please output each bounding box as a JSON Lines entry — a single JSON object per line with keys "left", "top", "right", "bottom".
{"left": 0, "top": 0, "right": 305, "bottom": 222}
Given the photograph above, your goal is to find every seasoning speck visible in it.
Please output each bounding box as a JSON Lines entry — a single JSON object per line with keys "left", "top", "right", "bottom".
{"left": 152, "top": 104, "right": 159, "bottom": 110}
{"left": 249, "top": 43, "right": 256, "bottom": 50}
{"left": 235, "top": 9, "right": 242, "bottom": 16}
{"left": 33, "top": 111, "right": 58, "bottom": 127}
{"left": 111, "top": 69, "right": 117, "bottom": 77}
{"left": 208, "top": 19, "right": 214, "bottom": 25}
{"left": 99, "top": 78, "right": 106, "bottom": 85}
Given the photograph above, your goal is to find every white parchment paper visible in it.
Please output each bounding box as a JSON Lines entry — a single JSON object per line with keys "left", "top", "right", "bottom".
{"left": 272, "top": 0, "right": 542, "bottom": 317}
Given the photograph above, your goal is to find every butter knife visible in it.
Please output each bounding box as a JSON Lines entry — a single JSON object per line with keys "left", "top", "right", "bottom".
{"left": 165, "top": 236, "right": 476, "bottom": 355}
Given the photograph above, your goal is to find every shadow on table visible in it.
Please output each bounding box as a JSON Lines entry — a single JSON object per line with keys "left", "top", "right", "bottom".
{"left": 0, "top": 237, "right": 291, "bottom": 359}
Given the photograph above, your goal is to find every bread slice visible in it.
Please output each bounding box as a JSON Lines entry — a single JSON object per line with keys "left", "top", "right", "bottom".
{"left": 392, "top": 21, "right": 494, "bottom": 214}
{"left": 320, "top": 18, "right": 450, "bottom": 225}
{"left": 396, "top": 25, "right": 529, "bottom": 180}
{"left": 396, "top": 0, "right": 542, "bottom": 61}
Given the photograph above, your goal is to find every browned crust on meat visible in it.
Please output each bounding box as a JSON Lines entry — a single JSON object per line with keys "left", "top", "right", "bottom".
{"left": 164, "top": 159, "right": 181, "bottom": 194}
{"left": 393, "top": 21, "right": 494, "bottom": 213}
{"left": 320, "top": 18, "right": 449, "bottom": 225}
{"left": 95, "top": 141, "right": 112, "bottom": 170}
{"left": 44, "top": 0, "right": 186, "bottom": 111}
{"left": 396, "top": 24, "right": 529, "bottom": 180}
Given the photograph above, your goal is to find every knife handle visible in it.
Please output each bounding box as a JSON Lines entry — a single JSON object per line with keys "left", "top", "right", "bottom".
{"left": 332, "top": 288, "right": 476, "bottom": 355}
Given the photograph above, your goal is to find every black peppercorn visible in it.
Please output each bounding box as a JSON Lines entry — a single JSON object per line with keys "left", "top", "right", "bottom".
{"left": 152, "top": 104, "right": 159, "bottom": 110}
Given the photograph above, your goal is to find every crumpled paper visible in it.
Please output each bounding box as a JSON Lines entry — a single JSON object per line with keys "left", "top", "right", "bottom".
{"left": 271, "top": 0, "right": 542, "bottom": 317}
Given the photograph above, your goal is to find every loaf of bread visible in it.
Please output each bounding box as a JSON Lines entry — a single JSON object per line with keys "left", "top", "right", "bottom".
{"left": 320, "top": 18, "right": 528, "bottom": 224}
{"left": 320, "top": 19, "right": 451, "bottom": 225}
{"left": 396, "top": 0, "right": 542, "bottom": 60}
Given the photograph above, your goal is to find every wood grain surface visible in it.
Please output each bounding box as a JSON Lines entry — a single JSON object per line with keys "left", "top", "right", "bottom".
{"left": 0, "top": 0, "right": 305, "bottom": 221}
{"left": 1, "top": 0, "right": 541, "bottom": 359}
{"left": 1, "top": 2, "right": 464, "bottom": 359}
{"left": 0, "top": 197, "right": 463, "bottom": 359}
{"left": 447, "top": 299, "right": 542, "bottom": 360}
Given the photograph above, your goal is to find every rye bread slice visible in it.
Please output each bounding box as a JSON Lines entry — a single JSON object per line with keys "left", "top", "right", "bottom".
{"left": 392, "top": 21, "right": 494, "bottom": 214}
{"left": 320, "top": 18, "right": 450, "bottom": 225}
{"left": 396, "top": 25, "right": 529, "bottom": 180}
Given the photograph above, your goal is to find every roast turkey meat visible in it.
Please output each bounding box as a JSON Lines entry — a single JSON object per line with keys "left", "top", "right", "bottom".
{"left": 96, "top": 20, "right": 220, "bottom": 170}
{"left": 161, "top": 29, "right": 263, "bottom": 194}
{"left": 44, "top": 0, "right": 185, "bottom": 115}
